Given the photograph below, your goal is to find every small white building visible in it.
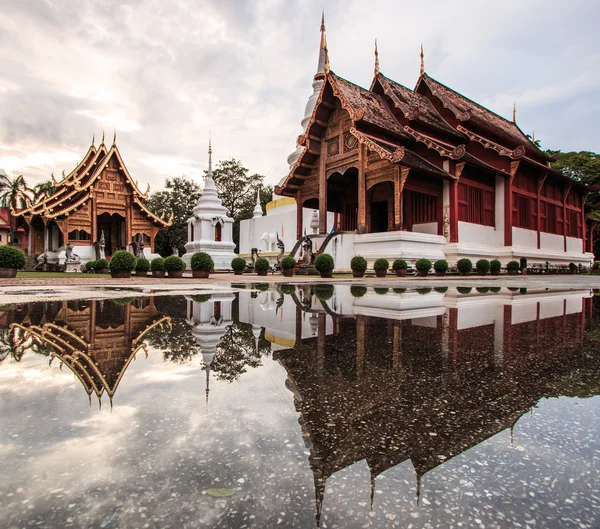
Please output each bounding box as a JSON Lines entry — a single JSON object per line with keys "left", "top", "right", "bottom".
{"left": 183, "top": 141, "right": 237, "bottom": 271}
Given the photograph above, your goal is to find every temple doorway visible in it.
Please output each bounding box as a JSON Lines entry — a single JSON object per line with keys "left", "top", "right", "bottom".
{"left": 368, "top": 181, "right": 394, "bottom": 233}
{"left": 370, "top": 201, "right": 388, "bottom": 232}
{"left": 328, "top": 167, "right": 358, "bottom": 231}
{"left": 97, "top": 213, "right": 126, "bottom": 256}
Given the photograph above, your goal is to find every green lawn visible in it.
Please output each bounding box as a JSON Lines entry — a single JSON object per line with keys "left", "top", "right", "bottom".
{"left": 16, "top": 271, "right": 102, "bottom": 279}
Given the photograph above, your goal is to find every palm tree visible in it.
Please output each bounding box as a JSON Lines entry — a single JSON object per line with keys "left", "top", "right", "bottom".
{"left": 32, "top": 180, "right": 55, "bottom": 203}
{"left": 0, "top": 173, "right": 32, "bottom": 245}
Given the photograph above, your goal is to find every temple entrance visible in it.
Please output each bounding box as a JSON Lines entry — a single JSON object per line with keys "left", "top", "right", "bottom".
{"left": 328, "top": 168, "right": 358, "bottom": 231}
{"left": 368, "top": 181, "right": 394, "bottom": 233}
{"left": 370, "top": 201, "right": 388, "bottom": 232}
{"left": 97, "top": 213, "right": 126, "bottom": 256}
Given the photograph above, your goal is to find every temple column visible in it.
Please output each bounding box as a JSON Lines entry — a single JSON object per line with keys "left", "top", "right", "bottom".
{"left": 505, "top": 162, "right": 519, "bottom": 247}
{"left": 296, "top": 192, "right": 303, "bottom": 240}
{"left": 357, "top": 143, "right": 366, "bottom": 233}
{"left": 317, "top": 313, "right": 326, "bottom": 379}
{"left": 450, "top": 163, "right": 464, "bottom": 243}
{"left": 563, "top": 184, "right": 572, "bottom": 252}
{"left": 536, "top": 173, "right": 547, "bottom": 249}
{"left": 319, "top": 140, "right": 327, "bottom": 234}
{"left": 493, "top": 304, "right": 504, "bottom": 370}
{"left": 91, "top": 196, "right": 97, "bottom": 243}
{"left": 27, "top": 224, "right": 32, "bottom": 255}
{"left": 588, "top": 222, "right": 597, "bottom": 253}
{"left": 356, "top": 316, "right": 365, "bottom": 381}
{"left": 126, "top": 197, "right": 132, "bottom": 246}
{"left": 583, "top": 193, "right": 590, "bottom": 252}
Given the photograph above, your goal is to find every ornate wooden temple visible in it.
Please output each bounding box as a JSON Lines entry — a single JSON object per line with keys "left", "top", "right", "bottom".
{"left": 14, "top": 133, "right": 172, "bottom": 263}
{"left": 271, "top": 17, "right": 595, "bottom": 268}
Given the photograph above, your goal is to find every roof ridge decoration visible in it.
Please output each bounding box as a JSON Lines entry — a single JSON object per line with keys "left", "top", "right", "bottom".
{"left": 378, "top": 75, "right": 420, "bottom": 121}
{"left": 420, "top": 44, "right": 425, "bottom": 77}
{"left": 374, "top": 39, "right": 379, "bottom": 77}
{"left": 456, "top": 124, "right": 525, "bottom": 159}
{"left": 349, "top": 127, "right": 405, "bottom": 163}
{"left": 403, "top": 124, "right": 466, "bottom": 160}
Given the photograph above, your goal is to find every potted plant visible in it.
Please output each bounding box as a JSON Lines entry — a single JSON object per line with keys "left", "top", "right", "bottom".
{"left": 135, "top": 257, "right": 150, "bottom": 277}
{"left": 314, "top": 253, "right": 334, "bottom": 278}
{"left": 151, "top": 257, "right": 165, "bottom": 278}
{"left": 350, "top": 255, "right": 367, "bottom": 278}
{"left": 314, "top": 284, "right": 334, "bottom": 301}
{"left": 433, "top": 259, "right": 448, "bottom": 276}
{"left": 457, "top": 258, "right": 473, "bottom": 276}
{"left": 350, "top": 286, "right": 367, "bottom": 298}
{"left": 392, "top": 259, "right": 408, "bottom": 277}
{"left": 415, "top": 258, "right": 432, "bottom": 277}
{"left": 190, "top": 252, "right": 213, "bottom": 278}
{"left": 373, "top": 258, "right": 389, "bottom": 278}
{"left": 416, "top": 288, "right": 432, "bottom": 295}
{"left": 569, "top": 262, "right": 577, "bottom": 274}
{"left": 254, "top": 257, "right": 270, "bottom": 277}
{"left": 375, "top": 287, "right": 389, "bottom": 295}
{"left": 165, "top": 255, "right": 186, "bottom": 278}
{"left": 490, "top": 259, "right": 502, "bottom": 276}
{"left": 109, "top": 250, "right": 137, "bottom": 279}
{"left": 476, "top": 259, "right": 490, "bottom": 276}
{"left": 95, "top": 259, "right": 109, "bottom": 274}
{"left": 85, "top": 260, "right": 96, "bottom": 273}
{"left": 280, "top": 284, "right": 296, "bottom": 295}
{"left": 280, "top": 256, "right": 296, "bottom": 277}
{"left": 231, "top": 257, "right": 246, "bottom": 276}
{"left": 506, "top": 261, "right": 520, "bottom": 275}
{"left": 457, "top": 287, "right": 472, "bottom": 294}
{"left": 0, "top": 246, "right": 26, "bottom": 278}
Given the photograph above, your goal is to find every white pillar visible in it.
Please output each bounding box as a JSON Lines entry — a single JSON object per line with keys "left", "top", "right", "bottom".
{"left": 44, "top": 224, "right": 49, "bottom": 253}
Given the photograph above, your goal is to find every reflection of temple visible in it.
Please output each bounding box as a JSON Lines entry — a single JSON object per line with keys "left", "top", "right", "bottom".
{"left": 8, "top": 298, "right": 171, "bottom": 406}
{"left": 239, "top": 286, "right": 596, "bottom": 524}
{"left": 186, "top": 293, "right": 235, "bottom": 404}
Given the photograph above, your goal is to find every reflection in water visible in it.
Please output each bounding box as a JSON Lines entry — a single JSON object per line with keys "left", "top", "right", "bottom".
{"left": 0, "top": 286, "right": 599, "bottom": 528}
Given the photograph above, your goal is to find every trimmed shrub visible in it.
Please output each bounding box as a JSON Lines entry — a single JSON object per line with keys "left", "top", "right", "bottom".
{"left": 136, "top": 258, "right": 150, "bottom": 272}
{"left": 231, "top": 257, "right": 246, "bottom": 271}
{"left": 314, "top": 253, "right": 334, "bottom": 273}
{"left": 350, "top": 286, "right": 367, "bottom": 298}
{"left": 506, "top": 261, "right": 520, "bottom": 272}
{"left": 254, "top": 257, "right": 270, "bottom": 273}
{"left": 457, "top": 258, "right": 473, "bottom": 274}
{"left": 593, "top": 261, "right": 600, "bottom": 270}
{"left": 490, "top": 287, "right": 501, "bottom": 293}
{"left": 113, "top": 297, "right": 134, "bottom": 305}
{"left": 476, "top": 287, "right": 490, "bottom": 293}
{"left": 374, "top": 287, "right": 389, "bottom": 295}
{"left": 415, "top": 258, "right": 432, "bottom": 272}
{"left": 191, "top": 294, "right": 212, "bottom": 303}
{"left": 314, "top": 284, "right": 334, "bottom": 301}
{"left": 109, "top": 250, "right": 137, "bottom": 273}
{"left": 255, "top": 282, "right": 269, "bottom": 291}
{"left": 508, "top": 287, "right": 519, "bottom": 292}
{"left": 281, "top": 256, "right": 296, "bottom": 270}
{"left": 476, "top": 259, "right": 490, "bottom": 274}
{"left": 373, "top": 258, "right": 389, "bottom": 272}
{"left": 164, "top": 255, "right": 186, "bottom": 272}
{"left": 457, "top": 287, "right": 472, "bottom": 295}
{"left": 151, "top": 257, "right": 165, "bottom": 271}
{"left": 85, "top": 260, "right": 96, "bottom": 272}
{"left": 434, "top": 287, "right": 448, "bottom": 293}
{"left": 416, "top": 288, "right": 432, "bottom": 295}
{"left": 0, "top": 246, "right": 26, "bottom": 269}
{"left": 350, "top": 255, "right": 367, "bottom": 272}
{"left": 393, "top": 288, "right": 407, "bottom": 294}
{"left": 96, "top": 259, "right": 109, "bottom": 270}
{"left": 280, "top": 284, "right": 296, "bottom": 295}
{"left": 392, "top": 259, "right": 408, "bottom": 271}
{"left": 434, "top": 259, "right": 448, "bottom": 272}
{"left": 490, "top": 259, "right": 502, "bottom": 274}
{"left": 190, "top": 252, "right": 213, "bottom": 272}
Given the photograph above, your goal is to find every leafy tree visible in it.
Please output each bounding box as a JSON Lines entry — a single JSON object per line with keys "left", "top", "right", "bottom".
{"left": 146, "top": 176, "right": 202, "bottom": 257}
{"left": 32, "top": 180, "right": 55, "bottom": 203}
{"left": 0, "top": 173, "right": 32, "bottom": 245}
{"left": 210, "top": 159, "right": 272, "bottom": 250}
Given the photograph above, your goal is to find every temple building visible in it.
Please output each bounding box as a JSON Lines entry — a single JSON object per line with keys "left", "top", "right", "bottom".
{"left": 242, "top": 16, "right": 595, "bottom": 270}
{"left": 14, "top": 133, "right": 172, "bottom": 265}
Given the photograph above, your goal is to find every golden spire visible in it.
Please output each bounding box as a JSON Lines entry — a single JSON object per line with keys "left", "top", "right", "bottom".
{"left": 420, "top": 43, "right": 425, "bottom": 76}
{"left": 531, "top": 130, "right": 535, "bottom": 142}
{"left": 512, "top": 102, "right": 516, "bottom": 123}
{"left": 320, "top": 10, "right": 326, "bottom": 50}
{"left": 113, "top": 129, "right": 116, "bottom": 145}
{"left": 91, "top": 133, "right": 95, "bottom": 147}
{"left": 101, "top": 130, "right": 105, "bottom": 144}
{"left": 374, "top": 39, "right": 379, "bottom": 76}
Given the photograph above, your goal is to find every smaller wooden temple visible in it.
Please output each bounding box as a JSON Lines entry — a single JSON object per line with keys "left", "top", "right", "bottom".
{"left": 14, "top": 133, "right": 172, "bottom": 262}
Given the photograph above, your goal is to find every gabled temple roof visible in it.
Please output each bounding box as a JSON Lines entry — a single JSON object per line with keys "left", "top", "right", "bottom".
{"left": 16, "top": 141, "right": 171, "bottom": 227}
{"left": 417, "top": 74, "right": 550, "bottom": 161}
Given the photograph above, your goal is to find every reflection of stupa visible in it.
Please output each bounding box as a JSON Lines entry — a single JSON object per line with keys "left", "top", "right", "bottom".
{"left": 186, "top": 293, "right": 235, "bottom": 405}
{"left": 9, "top": 298, "right": 171, "bottom": 407}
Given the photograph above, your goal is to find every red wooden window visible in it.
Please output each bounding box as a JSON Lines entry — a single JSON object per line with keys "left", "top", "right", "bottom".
{"left": 405, "top": 191, "right": 438, "bottom": 230}
{"left": 343, "top": 202, "right": 357, "bottom": 231}
{"left": 458, "top": 182, "right": 494, "bottom": 226}
{"left": 215, "top": 223, "right": 222, "bottom": 242}
{"left": 566, "top": 208, "right": 581, "bottom": 238}
{"left": 513, "top": 193, "right": 535, "bottom": 230}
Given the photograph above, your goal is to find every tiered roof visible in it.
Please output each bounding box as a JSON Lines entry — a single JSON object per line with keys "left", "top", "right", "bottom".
{"left": 15, "top": 137, "right": 172, "bottom": 227}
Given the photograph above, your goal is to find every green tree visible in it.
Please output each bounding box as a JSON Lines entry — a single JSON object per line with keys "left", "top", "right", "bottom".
{"left": 210, "top": 159, "right": 272, "bottom": 250}
{"left": 32, "top": 180, "right": 56, "bottom": 202}
{"left": 0, "top": 173, "right": 32, "bottom": 245}
{"left": 146, "top": 176, "right": 202, "bottom": 257}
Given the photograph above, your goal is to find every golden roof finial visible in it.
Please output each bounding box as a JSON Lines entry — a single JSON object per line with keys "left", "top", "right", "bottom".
{"left": 51, "top": 172, "right": 58, "bottom": 185}
{"left": 374, "top": 39, "right": 380, "bottom": 76}
{"left": 113, "top": 129, "right": 116, "bottom": 145}
{"left": 512, "top": 102, "right": 516, "bottom": 123}
{"left": 531, "top": 130, "right": 535, "bottom": 142}
{"left": 420, "top": 43, "right": 425, "bottom": 76}
{"left": 91, "top": 133, "right": 95, "bottom": 147}
{"left": 324, "top": 43, "right": 330, "bottom": 74}
{"left": 320, "top": 10, "right": 326, "bottom": 50}
{"left": 101, "top": 130, "right": 105, "bottom": 144}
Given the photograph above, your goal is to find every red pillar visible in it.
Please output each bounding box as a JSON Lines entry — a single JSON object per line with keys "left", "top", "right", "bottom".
{"left": 449, "top": 182, "right": 459, "bottom": 243}
{"left": 504, "top": 177, "right": 513, "bottom": 247}
{"left": 296, "top": 192, "right": 303, "bottom": 241}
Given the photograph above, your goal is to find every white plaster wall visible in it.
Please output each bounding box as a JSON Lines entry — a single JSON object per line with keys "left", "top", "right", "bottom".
{"left": 413, "top": 222, "right": 438, "bottom": 235}
{"left": 513, "top": 227, "right": 537, "bottom": 249}
{"left": 326, "top": 232, "right": 356, "bottom": 272}
{"left": 539, "top": 299, "right": 564, "bottom": 320}
{"left": 457, "top": 304, "right": 496, "bottom": 330}
{"left": 411, "top": 316, "right": 438, "bottom": 328}
{"left": 566, "top": 236, "right": 583, "bottom": 253}
{"left": 540, "top": 232, "right": 563, "bottom": 252}
{"left": 458, "top": 222, "right": 502, "bottom": 247}
{"left": 565, "top": 296, "right": 582, "bottom": 315}
{"left": 511, "top": 302, "right": 538, "bottom": 324}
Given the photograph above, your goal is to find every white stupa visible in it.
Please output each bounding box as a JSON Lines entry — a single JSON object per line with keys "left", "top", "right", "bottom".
{"left": 183, "top": 139, "right": 237, "bottom": 271}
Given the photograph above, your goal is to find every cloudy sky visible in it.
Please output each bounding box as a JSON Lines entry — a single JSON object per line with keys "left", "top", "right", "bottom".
{"left": 1, "top": 0, "right": 598, "bottom": 192}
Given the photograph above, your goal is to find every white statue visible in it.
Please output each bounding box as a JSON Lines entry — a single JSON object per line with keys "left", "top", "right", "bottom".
{"left": 65, "top": 244, "right": 80, "bottom": 263}
{"left": 260, "top": 232, "right": 278, "bottom": 252}
{"left": 99, "top": 230, "right": 106, "bottom": 260}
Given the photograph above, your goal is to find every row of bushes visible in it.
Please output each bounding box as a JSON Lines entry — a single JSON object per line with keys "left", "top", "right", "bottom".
{"left": 107, "top": 251, "right": 214, "bottom": 277}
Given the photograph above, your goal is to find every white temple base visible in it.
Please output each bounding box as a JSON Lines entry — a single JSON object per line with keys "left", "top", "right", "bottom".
{"left": 182, "top": 240, "right": 237, "bottom": 271}
{"left": 65, "top": 262, "right": 82, "bottom": 273}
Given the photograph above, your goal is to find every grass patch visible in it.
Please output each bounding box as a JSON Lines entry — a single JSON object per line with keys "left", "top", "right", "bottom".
{"left": 16, "top": 271, "right": 102, "bottom": 279}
